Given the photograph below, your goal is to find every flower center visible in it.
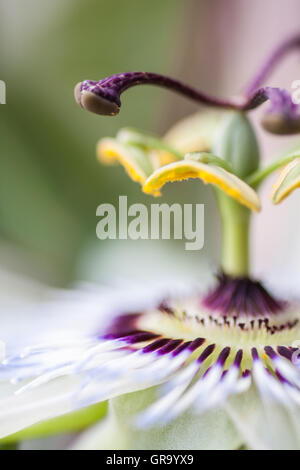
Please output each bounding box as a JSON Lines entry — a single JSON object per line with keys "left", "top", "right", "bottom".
{"left": 100, "top": 275, "right": 299, "bottom": 388}
{"left": 139, "top": 300, "right": 299, "bottom": 348}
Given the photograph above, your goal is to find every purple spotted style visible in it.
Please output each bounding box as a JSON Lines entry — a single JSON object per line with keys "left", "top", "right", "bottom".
{"left": 75, "top": 33, "right": 300, "bottom": 134}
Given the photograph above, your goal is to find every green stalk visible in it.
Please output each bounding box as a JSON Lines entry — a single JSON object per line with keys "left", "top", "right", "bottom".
{"left": 216, "top": 192, "right": 251, "bottom": 277}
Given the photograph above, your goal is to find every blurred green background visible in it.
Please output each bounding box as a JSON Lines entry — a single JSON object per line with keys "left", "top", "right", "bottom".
{"left": 0, "top": 0, "right": 220, "bottom": 287}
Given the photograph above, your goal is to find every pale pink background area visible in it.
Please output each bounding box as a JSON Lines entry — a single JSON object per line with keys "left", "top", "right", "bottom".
{"left": 163, "top": 0, "right": 300, "bottom": 290}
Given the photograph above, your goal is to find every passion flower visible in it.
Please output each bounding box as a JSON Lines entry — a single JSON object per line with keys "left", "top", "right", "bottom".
{"left": 1, "top": 34, "right": 300, "bottom": 451}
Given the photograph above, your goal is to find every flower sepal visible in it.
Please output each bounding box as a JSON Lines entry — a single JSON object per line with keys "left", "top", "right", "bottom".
{"left": 71, "top": 387, "right": 242, "bottom": 450}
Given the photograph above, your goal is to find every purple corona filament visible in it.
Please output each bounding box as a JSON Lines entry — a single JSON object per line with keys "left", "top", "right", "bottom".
{"left": 202, "top": 273, "right": 287, "bottom": 317}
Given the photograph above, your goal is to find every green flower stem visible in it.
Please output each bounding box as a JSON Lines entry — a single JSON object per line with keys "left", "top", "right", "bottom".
{"left": 246, "top": 151, "right": 300, "bottom": 188}
{"left": 217, "top": 193, "right": 250, "bottom": 277}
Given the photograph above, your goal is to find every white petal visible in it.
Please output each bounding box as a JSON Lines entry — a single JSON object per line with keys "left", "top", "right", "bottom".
{"left": 0, "top": 376, "right": 80, "bottom": 439}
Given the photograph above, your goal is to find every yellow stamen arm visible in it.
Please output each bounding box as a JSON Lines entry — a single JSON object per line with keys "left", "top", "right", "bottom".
{"left": 143, "top": 160, "right": 261, "bottom": 211}
{"left": 97, "top": 138, "right": 161, "bottom": 196}
{"left": 97, "top": 138, "right": 154, "bottom": 184}
{"left": 271, "top": 157, "right": 300, "bottom": 204}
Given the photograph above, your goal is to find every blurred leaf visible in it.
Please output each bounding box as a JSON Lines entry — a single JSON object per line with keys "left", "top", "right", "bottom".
{"left": 0, "top": 401, "right": 107, "bottom": 443}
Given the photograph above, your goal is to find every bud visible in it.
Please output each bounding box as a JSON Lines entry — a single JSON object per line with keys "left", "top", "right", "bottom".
{"left": 213, "top": 111, "right": 260, "bottom": 178}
